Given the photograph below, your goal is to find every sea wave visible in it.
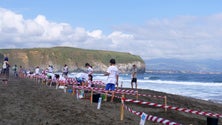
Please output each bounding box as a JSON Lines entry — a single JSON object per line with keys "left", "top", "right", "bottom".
{"left": 140, "top": 79, "right": 222, "bottom": 87}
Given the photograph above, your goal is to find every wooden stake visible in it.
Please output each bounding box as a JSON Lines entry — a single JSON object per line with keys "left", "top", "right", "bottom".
{"left": 136, "top": 91, "right": 139, "bottom": 100}
{"left": 164, "top": 96, "right": 167, "bottom": 112}
{"left": 72, "top": 87, "right": 76, "bottom": 95}
{"left": 111, "top": 91, "right": 115, "bottom": 102}
{"left": 120, "top": 95, "right": 125, "bottom": 121}
{"left": 104, "top": 91, "right": 108, "bottom": 102}
{"left": 90, "top": 89, "right": 93, "bottom": 104}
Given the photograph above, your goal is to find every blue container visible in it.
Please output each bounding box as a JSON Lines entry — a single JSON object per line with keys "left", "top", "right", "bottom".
{"left": 68, "top": 89, "right": 73, "bottom": 93}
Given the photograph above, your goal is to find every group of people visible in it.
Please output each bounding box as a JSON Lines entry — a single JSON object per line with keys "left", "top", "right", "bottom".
{"left": 104, "top": 58, "right": 138, "bottom": 91}
{"left": 1, "top": 57, "right": 138, "bottom": 90}
{"left": 103, "top": 58, "right": 137, "bottom": 102}
{"left": 104, "top": 59, "right": 138, "bottom": 90}
{"left": 74, "top": 63, "right": 94, "bottom": 87}
{"left": 0, "top": 57, "right": 27, "bottom": 84}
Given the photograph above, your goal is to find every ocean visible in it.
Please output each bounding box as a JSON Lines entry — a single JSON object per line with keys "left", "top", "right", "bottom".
{"left": 88, "top": 73, "right": 222, "bottom": 104}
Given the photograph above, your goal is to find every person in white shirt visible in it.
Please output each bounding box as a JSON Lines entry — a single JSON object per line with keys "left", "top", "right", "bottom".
{"left": 104, "top": 59, "right": 119, "bottom": 102}
{"left": 34, "top": 66, "right": 41, "bottom": 83}
{"left": 35, "top": 66, "right": 40, "bottom": 75}
{"left": 75, "top": 72, "right": 88, "bottom": 86}
{"left": 86, "top": 74, "right": 94, "bottom": 87}
{"left": 85, "top": 63, "right": 93, "bottom": 75}
{"left": 1, "top": 57, "right": 10, "bottom": 84}
{"left": 62, "top": 64, "right": 68, "bottom": 77}
{"left": 48, "top": 65, "right": 53, "bottom": 73}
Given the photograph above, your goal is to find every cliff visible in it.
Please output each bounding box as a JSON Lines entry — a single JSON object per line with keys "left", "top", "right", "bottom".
{"left": 0, "top": 47, "right": 145, "bottom": 73}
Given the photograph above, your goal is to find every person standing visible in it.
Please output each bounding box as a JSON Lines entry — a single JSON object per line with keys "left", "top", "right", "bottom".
{"left": 48, "top": 65, "right": 53, "bottom": 73}
{"left": 34, "top": 66, "right": 41, "bottom": 82}
{"left": 104, "top": 59, "right": 119, "bottom": 102}
{"left": 18, "top": 66, "right": 24, "bottom": 78}
{"left": 86, "top": 74, "right": 94, "bottom": 87}
{"left": 62, "top": 64, "right": 69, "bottom": 77}
{"left": 12, "top": 64, "right": 18, "bottom": 78}
{"left": 85, "top": 63, "right": 93, "bottom": 75}
{"left": 1, "top": 57, "right": 10, "bottom": 84}
{"left": 35, "top": 66, "right": 40, "bottom": 75}
{"left": 131, "top": 64, "right": 137, "bottom": 89}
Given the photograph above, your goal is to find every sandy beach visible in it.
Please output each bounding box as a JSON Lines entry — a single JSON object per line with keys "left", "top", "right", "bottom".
{"left": 0, "top": 77, "right": 222, "bottom": 125}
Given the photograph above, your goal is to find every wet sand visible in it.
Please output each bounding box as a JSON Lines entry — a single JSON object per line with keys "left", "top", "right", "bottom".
{"left": 0, "top": 77, "right": 222, "bottom": 125}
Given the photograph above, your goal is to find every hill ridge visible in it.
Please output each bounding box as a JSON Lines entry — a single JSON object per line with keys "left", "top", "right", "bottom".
{"left": 0, "top": 46, "right": 145, "bottom": 73}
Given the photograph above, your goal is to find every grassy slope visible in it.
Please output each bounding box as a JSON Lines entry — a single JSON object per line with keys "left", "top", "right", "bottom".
{"left": 0, "top": 47, "right": 144, "bottom": 70}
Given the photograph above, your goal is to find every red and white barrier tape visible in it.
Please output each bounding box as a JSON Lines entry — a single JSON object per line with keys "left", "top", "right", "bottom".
{"left": 92, "top": 80, "right": 105, "bottom": 86}
{"left": 72, "top": 85, "right": 166, "bottom": 100}
{"left": 73, "top": 86, "right": 180, "bottom": 124}
{"left": 32, "top": 74, "right": 165, "bottom": 98}
{"left": 73, "top": 86, "right": 137, "bottom": 95}
{"left": 124, "top": 98, "right": 222, "bottom": 118}
{"left": 123, "top": 104, "right": 181, "bottom": 125}
{"left": 138, "top": 93, "right": 165, "bottom": 98}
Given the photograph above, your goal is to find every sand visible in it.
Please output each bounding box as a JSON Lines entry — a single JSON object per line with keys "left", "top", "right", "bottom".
{"left": 0, "top": 77, "right": 222, "bottom": 125}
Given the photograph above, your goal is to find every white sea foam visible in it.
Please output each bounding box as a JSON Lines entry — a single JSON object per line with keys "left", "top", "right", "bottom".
{"left": 139, "top": 79, "right": 222, "bottom": 87}
{"left": 64, "top": 73, "right": 222, "bottom": 103}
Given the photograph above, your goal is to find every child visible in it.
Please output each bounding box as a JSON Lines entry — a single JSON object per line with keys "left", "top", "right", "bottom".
{"left": 104, "top": 58, "right": 119, "bottom": 102}
{"left": 85, "top": 63, "right": 93, "bottom": 75}
{"left": 87, "top": 74, "right": 94, "bottom": 87}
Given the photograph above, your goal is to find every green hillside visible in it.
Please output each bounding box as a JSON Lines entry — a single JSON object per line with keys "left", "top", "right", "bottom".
{"left": 0, "top": 47, "right": 145, "bottom": 73}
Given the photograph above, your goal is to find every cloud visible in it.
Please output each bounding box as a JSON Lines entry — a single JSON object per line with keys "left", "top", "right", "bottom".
{"left": 0, "top": 7, "right": 222, "bottom": 60}
{"left": 114, "top": 15, "right": 222, "bottom": 60}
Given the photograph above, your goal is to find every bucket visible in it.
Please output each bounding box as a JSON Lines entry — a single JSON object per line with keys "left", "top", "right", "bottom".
{"left": 93, "top": 94, "right": 101, "bottom": 103}
{"left": 207, "top": 117, "right": 218, "bottom": 125}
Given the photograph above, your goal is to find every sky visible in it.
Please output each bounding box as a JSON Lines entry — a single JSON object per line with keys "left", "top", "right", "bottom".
{"left": 0, "top": 0, "right": 222, "bottom": 60}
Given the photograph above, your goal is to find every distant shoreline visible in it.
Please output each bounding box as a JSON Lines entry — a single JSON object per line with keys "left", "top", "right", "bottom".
{"left": 146, "top": 70, "right": 222, "bottom": 74}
